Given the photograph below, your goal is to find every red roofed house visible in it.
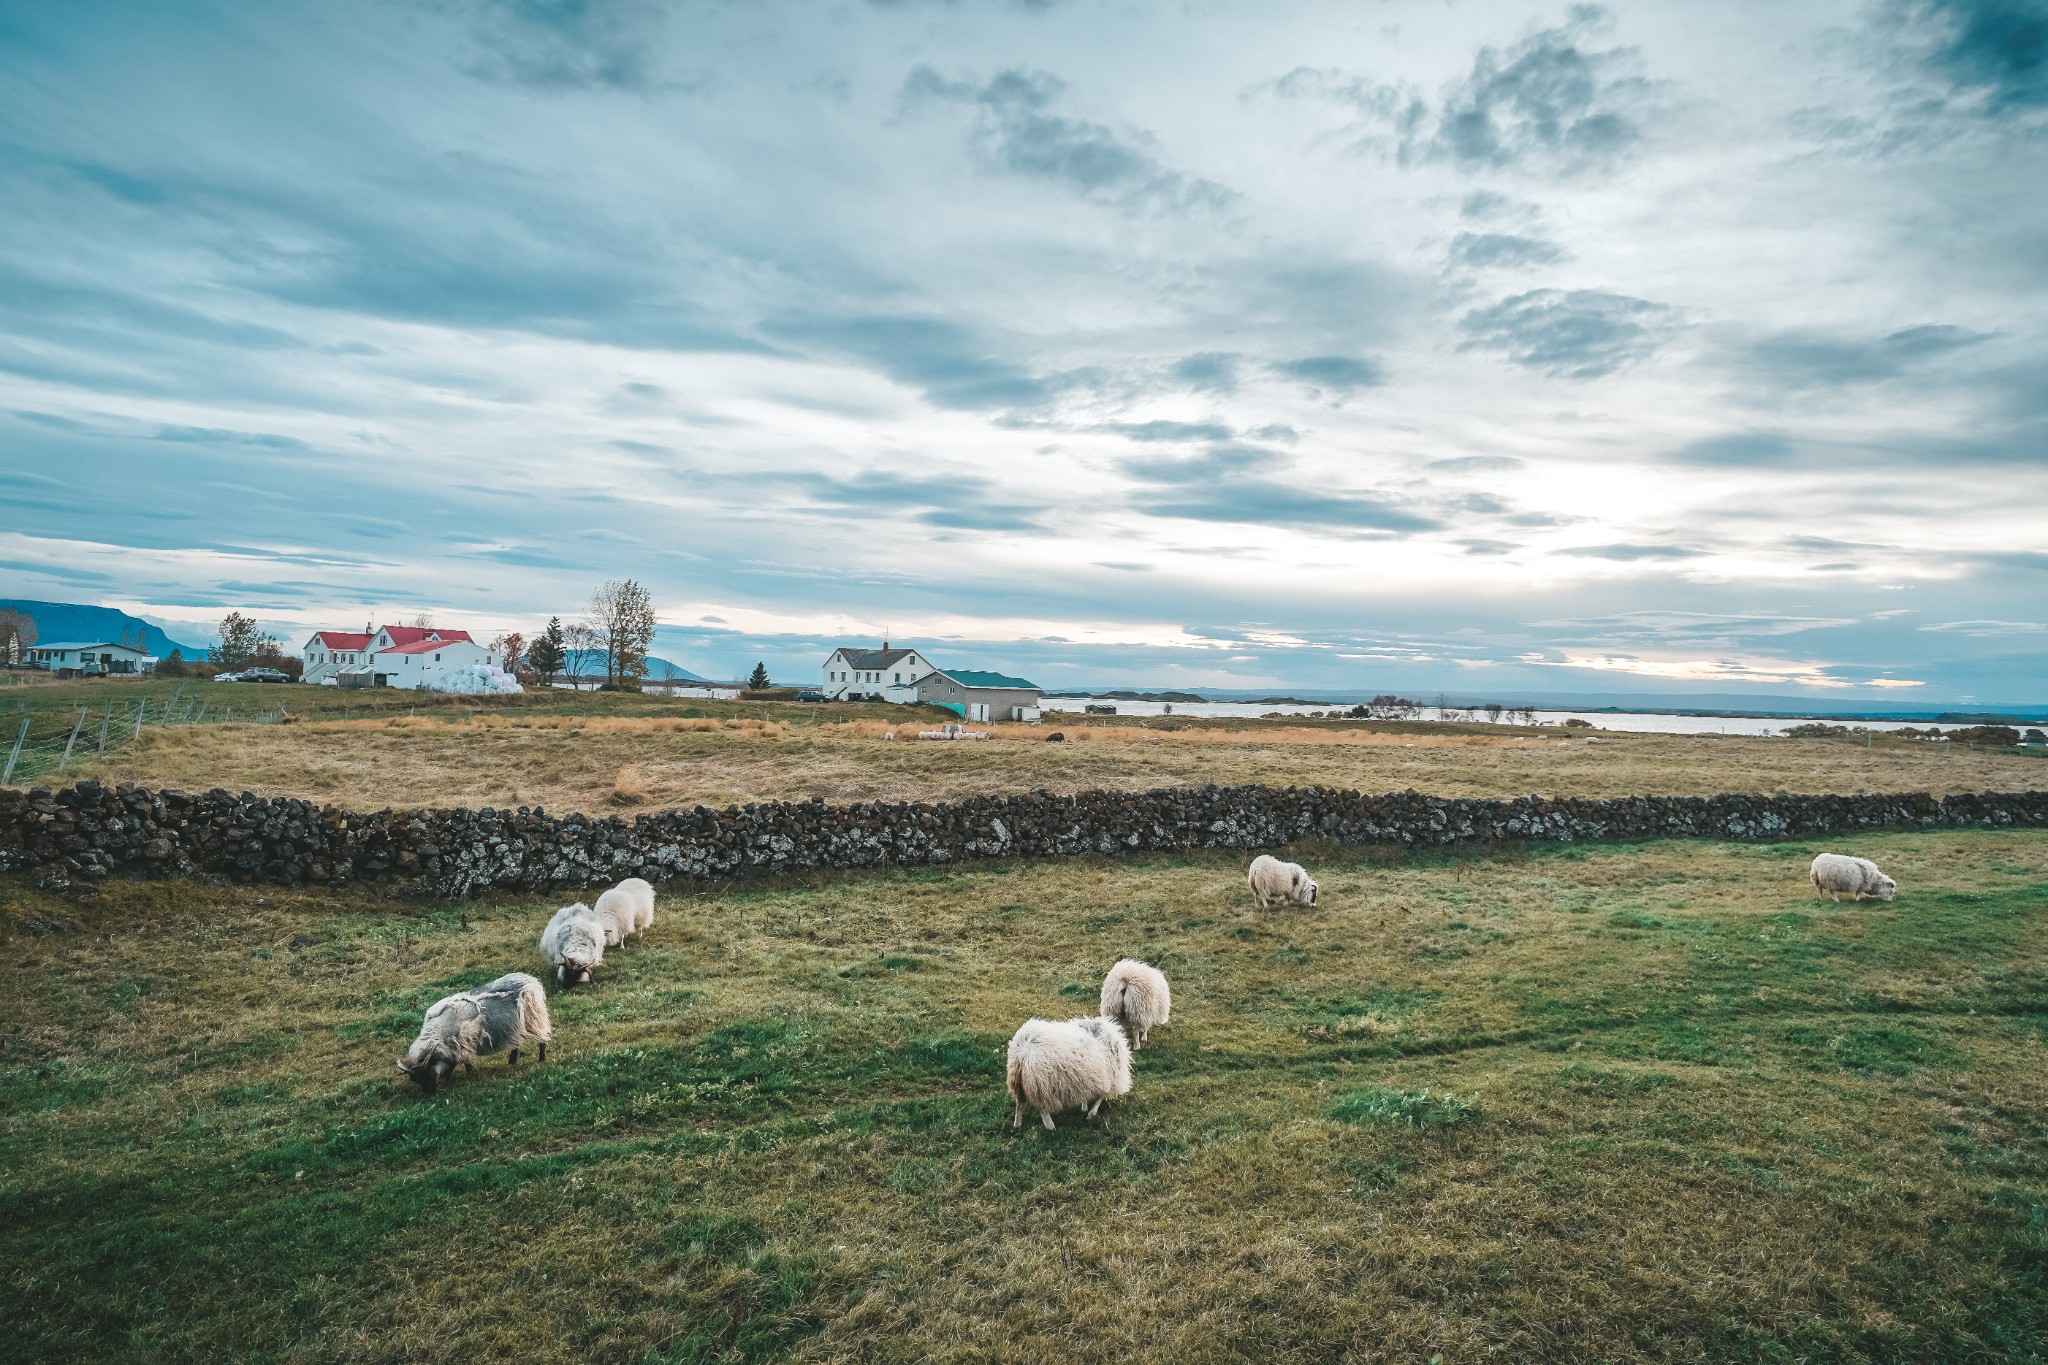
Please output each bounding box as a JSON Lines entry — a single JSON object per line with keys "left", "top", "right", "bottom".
{"left": 301, "top": 624, "right": 493, "bottom": 687}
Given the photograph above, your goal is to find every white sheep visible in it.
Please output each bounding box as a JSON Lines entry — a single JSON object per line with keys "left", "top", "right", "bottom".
{"left": 1099, "top": 958, "right": 1172, "bottom": 1050}
{"left": 1810, "top": 853, "right": 1897, "bottom": 903}
{"left": 540, "top": 902, "right": 606, "bottom": 986}
{"left": 594, "top": 877, "right": 656, "bottom": 946}
{"left": 1006, "top": 1015, "right": 1133, "bottom": 1130}
{"left": 397, "top": 971, "right": 552, "bottom": 1093}
{"left": 1248, "top": 853, "right": 1319, "bottom": 908}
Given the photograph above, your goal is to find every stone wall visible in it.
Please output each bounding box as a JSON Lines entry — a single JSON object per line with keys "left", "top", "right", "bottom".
{"left": 3, "top": 781, "right": 2044, "bottom": 898}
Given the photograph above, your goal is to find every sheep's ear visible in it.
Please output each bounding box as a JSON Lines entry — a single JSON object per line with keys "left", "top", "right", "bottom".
{"left": 1291, "top": 872, "right": 1301, "bottom": 887}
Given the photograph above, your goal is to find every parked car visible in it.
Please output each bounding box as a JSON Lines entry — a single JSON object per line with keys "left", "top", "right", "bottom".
{"left": 212, "top": 671, "right": 243, "bottom": 683}
{"left": 234, "top": 667, "right": 293, "bottom": 684}
{"left": 797, "top": 690, "right": 827, "bottom": 702}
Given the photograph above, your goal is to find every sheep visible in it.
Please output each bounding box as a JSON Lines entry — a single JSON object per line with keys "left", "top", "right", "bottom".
{"left": 540, "top": 902, "right": 606, "bottom": 986}
{"left": 594, "top": 877, "right": 656, "bottom": 946}
{"left": 1006, "top": 1015, "right": 1133, "bottom": 1130}
{"left": 1248, "top": 853, "right": 1318, "bottom": 908}
{"left": 1810, "top": 852, "right": 1897, "bottom": 903}
{"left": 1099, "top": 958, "right": 1172, "bottom": 1051}
{"left": 397, "top": 972, "right": 551, "bottom": 1093}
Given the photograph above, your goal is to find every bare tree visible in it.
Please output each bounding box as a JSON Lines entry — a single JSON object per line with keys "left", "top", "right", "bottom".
{"left": 409, "top": 611, "right": 435, "bottom": 629}
{"left": 490, "top": 631, "right": 525, "bottom": 674}
{"left": 0, "top": 607, "right": 37, "bottom": 666}
{"left": 561, "top": 622, "right": 600, "bottom": 689}
{"left": 588, "top": 579, "right": 657, "bottom": 688}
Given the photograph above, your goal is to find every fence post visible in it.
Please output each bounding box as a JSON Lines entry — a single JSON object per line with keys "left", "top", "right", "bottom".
{"left": 1, "top": 717, "right": 26, "bottom": 786}
{"left": 193, "top": 703, "right": 208, "bottom": 725}
{"left": 134, "top": 701, "right": 146, "bottom": 738}
{"left": 58, "top": 708, "right": 86, "bottom": 770}
{"left": 99, "top": 700, "right": 113, "bottom": 750}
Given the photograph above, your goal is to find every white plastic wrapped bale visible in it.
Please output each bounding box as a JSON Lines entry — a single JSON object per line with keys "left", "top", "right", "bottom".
{"left": 428, "top": 664, "right": 525, "bottom": 695}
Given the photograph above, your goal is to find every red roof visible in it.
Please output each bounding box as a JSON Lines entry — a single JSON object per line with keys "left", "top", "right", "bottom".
{"left": 377, "top": 625, "right": 475, "bottom": 648}
{"left": 315, "top": 631, "right": 373, "bottom": 650}
{"left": 381, "top": 637, "right": 479, "bottom": 656}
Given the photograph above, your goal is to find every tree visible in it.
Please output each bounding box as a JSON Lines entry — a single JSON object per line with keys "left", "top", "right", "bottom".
{"left": 490, "top": 631, "right": 525, "bottom": 674}
{"left": 210, "top": 611, "right": 277, "bottom": 672}
{"left": 747, "top": 661, "right": 771, "bottom": 691}
{"left": 526, "top": 617, "right": 567, "bottom": 685}
{"left": 155, "top": 648, "right": 186, "bottom": 678}
{"left": 561, "top": 622, "right": 601, "bottom": 689}
{"left": 588, "top": 579, "right": 657, "bottom": 687}
{"left": 0, "top": 607, "right": 37, "bottom": 666}
{"left": 409, "top": 611, "right": 434, "bottom": 629}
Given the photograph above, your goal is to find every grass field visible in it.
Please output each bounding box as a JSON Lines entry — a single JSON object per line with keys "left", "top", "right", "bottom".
{"left": 6, "top": 830, "right": 2048, "bottom": 1361}
{"left": 40, "top": 697, "right": 2048, "bottom": 813}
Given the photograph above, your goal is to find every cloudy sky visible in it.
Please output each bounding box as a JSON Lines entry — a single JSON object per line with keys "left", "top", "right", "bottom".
{"left": 3, "top": 0, "right": 2044, "bottom": 702}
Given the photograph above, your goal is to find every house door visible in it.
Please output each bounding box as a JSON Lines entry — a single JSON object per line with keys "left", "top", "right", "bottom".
{"left": 969, "top": 703, "right": 990, "bottom": 722}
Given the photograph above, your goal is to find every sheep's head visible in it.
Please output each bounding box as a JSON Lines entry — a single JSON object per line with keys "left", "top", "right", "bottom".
{"left": 398, "top": 1045, "right": 455, "bottom": 1094}
{"left": 1291, "top": 870, "right": 1318, "bottom": 906}
{"left": 556, "top": 956, "right": 595, "bottom": 987}
{"left": 1875, "top": 874, "right": 1897, "bottom": 902}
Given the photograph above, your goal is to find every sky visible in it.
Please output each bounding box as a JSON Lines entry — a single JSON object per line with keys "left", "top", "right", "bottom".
{"left": 2, "top": 0, "right": 2044, "bottom": 703}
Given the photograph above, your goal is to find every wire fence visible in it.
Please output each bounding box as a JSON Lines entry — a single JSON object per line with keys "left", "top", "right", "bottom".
{"left": 1, "top": 682, "right": 295, "bottom": 787}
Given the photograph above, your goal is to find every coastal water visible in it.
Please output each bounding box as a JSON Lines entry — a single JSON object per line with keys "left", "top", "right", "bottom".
{"left": 1038, "top": 698, "right": 1959, "bottom": 737}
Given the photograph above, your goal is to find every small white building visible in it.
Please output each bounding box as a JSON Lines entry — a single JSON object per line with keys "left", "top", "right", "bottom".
{"left": 822, "top": 643, "right": 938, "bottom": 701}
{"left": 889, "top": 668, "right": 1042, "bottom": 722}
{"left": 27, "top": 641, "right": 154, "bottom": 676}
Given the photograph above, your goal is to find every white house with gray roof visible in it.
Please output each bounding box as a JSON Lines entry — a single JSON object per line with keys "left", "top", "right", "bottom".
{"left": 821, "top": 643, "right": 937, "bottom": 700}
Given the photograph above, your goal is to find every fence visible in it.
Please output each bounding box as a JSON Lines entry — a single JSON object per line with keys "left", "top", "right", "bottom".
{"left": 0, "top": 683, "right": 295, "bottom": 787}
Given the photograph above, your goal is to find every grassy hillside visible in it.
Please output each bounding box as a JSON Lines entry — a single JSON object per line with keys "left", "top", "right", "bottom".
{"left": 5, "top": 830, "right": 2047, "bottom": 1361}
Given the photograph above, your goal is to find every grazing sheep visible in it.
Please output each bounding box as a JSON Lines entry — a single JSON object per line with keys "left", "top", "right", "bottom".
{"left": 1248, "top": 853, "right": 1319, "bottom": 908}
{"left": 540, "top": 902, "right": 606, "bottom": 986}
{"left": 1006, "top": 1015, "right": 1133, "bottom": 1130}
{"left": 397, "top": 972, "right": 551, "bottom": 1093}
{"left": 1810, "top": 853, "right": 1897, "bottom": 903}
{"left": 1100, "top": 958, "right": 1172, "bottom": 1050}
{"left": 594, "top": 877, "right": 657, "bottom": 946}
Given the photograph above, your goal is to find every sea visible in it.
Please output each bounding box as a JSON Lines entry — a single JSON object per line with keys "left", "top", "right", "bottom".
{"left": 1037, "top": 698, "right": 1969, "bottom": 738}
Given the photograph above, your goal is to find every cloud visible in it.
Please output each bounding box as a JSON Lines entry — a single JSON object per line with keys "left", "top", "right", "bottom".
{"left": 1429, "top": 455, "right": 1525, "bottom": 474}
{"left": 1103, "top": 419, "right": 1236, "bottom": 443}
{"left": 1519, "top": 649, "right": 1893, "bottom": 689}
{"left": 1457, "top": 288, "right": 1683, "bottom": 378}
{"left": 1447, "top": 231, "right": 1565, "bottom": 269}
{"left": 903, "top": 66, "right": 1235, "bottom": 211}
{"left": 794, "top": 469, "right": 1051, "bottom": 532}
{"left": 450, "top": 0, "right": 684, "bottom": 92}
{"left": 1169, "top": 352, "right": 1241, "bottom": 394}
{"left": 1271, "top": 354, "right": 1384, "bottom": 393}
{"left": 1260, "top": 7, "right": 1655, "bottom": 173}
{"left": 1668, "top": 431, "right": 1794, "bottom": 465}
{"left": 1732, "top": 324, "right": 1992, "bottom": 389}
{"left": 1919, "top": 618, "right": 2048, "bottom": 634}
{"left": 1558, "top": 542, "right": 1700, "bottom": 560}
{"left": 1895, "top": 0, "right": 2048, "bottom": 111}
{"left": 1121, "top": 446, "right": 1435, "bottom": 531}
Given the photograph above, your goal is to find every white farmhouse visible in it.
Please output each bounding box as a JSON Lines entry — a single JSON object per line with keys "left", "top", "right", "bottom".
{"left": 27, "top": 641, "right": 154, "bottom": 677}
{"left": 821, "top": 642, "right": 937, "bottom": 700}
{"left": 301, "top": 623, "right": 493, "bottom": 688}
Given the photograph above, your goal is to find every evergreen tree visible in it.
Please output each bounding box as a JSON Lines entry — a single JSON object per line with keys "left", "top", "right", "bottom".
{"left": 748, "top": 661, "right": 771, "bottom": 691}
{"left": 524, "top": 617, "right": 567, "bottom": 684}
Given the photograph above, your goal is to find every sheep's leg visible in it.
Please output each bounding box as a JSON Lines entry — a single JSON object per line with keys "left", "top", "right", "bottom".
{"left": 1012, "top": 1100, "right": 1024, "bottom": 1130}
{"left": 1041, "top": 1111, "right": 1056, "bottom": 1131}
{"left": 464, "top": 1061, "right": 476, "bottom": 1076}
{"left": 508, "top": 1048, "right": 520, "bottom": 1067}
{"left": 538, "top": 1041, "right": 548, "bottom": 1062}
{"left": 1086, "top": 1098, "right": 1103, "bottom": 1119}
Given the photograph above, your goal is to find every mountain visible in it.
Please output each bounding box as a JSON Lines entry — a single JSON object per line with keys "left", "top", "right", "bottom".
{"left": 559, "top": 649, "right": 708, "bottom": 682}
{"left": 0, "top": 599, "right": 196, "bottom": 658}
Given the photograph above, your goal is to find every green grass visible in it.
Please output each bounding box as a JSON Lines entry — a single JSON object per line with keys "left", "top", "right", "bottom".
{"left": 4, "top": 830, "right": 2048, "bottom": 1361}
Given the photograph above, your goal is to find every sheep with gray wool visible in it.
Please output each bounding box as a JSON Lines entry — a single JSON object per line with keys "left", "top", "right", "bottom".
{"left": 398, "top": 971, "right": 551, "bottom": 1094}
{"left": 1248, "top": 853, "right": 1318, "bottom": 908}
{"left": 1810, "top": 853, "right": 1897, "bottom": 902}
{"left": 1006, "top": 1014, "right": 1132, "bottom": 1130}
{"left": 540, "top": 902, "right": 606, "bottom": 986}
{"left": 1100, "top": 958, "right": 1172, "bottom": 1050}
{"left": 594, "top": 877, "right": 656, "bottom": 946}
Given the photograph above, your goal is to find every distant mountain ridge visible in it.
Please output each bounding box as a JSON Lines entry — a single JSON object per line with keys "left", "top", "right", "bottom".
{"left": 0, "top": 600, "right": 195, "bottom": 658}
{"left": 559, "top": 648, "right": 707, "bottom": 682}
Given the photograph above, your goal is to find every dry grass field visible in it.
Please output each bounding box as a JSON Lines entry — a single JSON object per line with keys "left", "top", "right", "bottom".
{"left": 4, "top": 829, "right": 2048, "bottom": 1361}
{"left": 63, "top": 707, "right": 2048, "bottom": 813}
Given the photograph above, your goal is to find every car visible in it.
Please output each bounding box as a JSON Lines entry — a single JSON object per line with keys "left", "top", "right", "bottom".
{"left": 234, "top": 667, "right": 293, "bottom": 684}
{"left": 797, "top": 690, "right": 827, "bottom": 702}
{"left": 212, "top": 671, "right": 243, "bottom": 683}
